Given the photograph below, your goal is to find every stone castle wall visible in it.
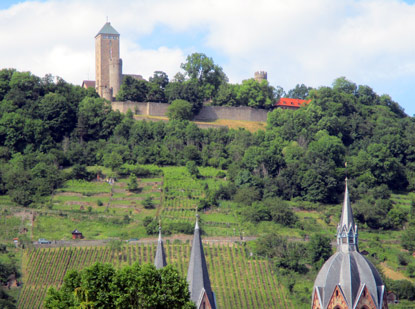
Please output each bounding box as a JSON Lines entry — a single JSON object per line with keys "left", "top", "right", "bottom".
{"left": 193, "top": 105, "right": 268, "bottom": 122}
{"left": 111, "top": 101, "right": 269, "bottom": 122}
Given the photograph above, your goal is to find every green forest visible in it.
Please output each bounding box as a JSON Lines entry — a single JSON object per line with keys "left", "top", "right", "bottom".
{"left": 1, "top": 55, "right": 415, "bottom": 307}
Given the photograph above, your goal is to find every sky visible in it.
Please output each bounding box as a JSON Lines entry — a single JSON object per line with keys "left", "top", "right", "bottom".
{"left": 1, "top": 0, "right": 415, "bottom": 115}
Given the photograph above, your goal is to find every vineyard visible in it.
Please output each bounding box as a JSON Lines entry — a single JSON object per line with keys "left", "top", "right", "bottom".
{"left": 18, "top": 242, "right": 294, "bottom": 309}
{"left": 160, "top": 166, "right": 239, "bottom": 236}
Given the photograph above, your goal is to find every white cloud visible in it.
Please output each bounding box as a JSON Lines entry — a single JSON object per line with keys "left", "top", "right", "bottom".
{"left": 1, "top": 0, "right": 415, "bottom": 113}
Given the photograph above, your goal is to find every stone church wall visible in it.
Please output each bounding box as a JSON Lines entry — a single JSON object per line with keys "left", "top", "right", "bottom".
{"left": 111, "top": 101, "right": 269, "bottom": 122}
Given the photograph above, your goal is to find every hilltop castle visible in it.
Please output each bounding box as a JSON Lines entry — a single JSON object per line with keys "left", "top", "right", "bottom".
{"left": 85, "top": 22, "right": 312, "bottom": 114}
{"left": 83, "top": 22, "right": 144, "bottom": 101}
{"left": 95, "top": 22, "right": 122, "bottom": 100}
{"left": 85, "top": 22, "right": 271, "bottom": 106}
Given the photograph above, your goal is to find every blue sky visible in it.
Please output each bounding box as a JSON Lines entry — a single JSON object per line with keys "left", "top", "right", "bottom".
{"left": 1, "top": 0, "right": 415, "bottom": 115}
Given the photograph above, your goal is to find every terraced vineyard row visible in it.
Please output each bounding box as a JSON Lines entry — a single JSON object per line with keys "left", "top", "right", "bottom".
{"left": 160, "top": 166, "right": 228, "bottom": 226}
{"left": 18, "top": 243, "right": 293, "bottom": 308}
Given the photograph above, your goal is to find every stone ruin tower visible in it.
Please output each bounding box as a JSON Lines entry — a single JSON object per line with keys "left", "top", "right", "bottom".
{"left": 254, "top": 71, "right": 267, "bottom": 82}
{"left": 95, "top": 22, "right": 122, "bottom": 101}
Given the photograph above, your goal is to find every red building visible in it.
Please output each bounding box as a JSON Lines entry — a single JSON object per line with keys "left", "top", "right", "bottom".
{"left": 81, "top": 80, "right": 96, "bottom": 89}
{"left": 71, "top": 229, "right": 84, "bottom": 239}
{"left": 275, "top": 98, "right": 311, "bottom": 110}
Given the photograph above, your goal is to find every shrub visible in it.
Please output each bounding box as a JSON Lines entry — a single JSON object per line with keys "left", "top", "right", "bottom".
{"left": 214, "top": 183, "right": 236, "bottom": 200}
{"left": 142, "top": 196, "right": 155, "bottom": 209}
{"left": 186, "top": 161, "right": 200, "bottom": 178}
{"left": 123, "top": 215, "right": 131, "bottom": 224}
{"left": 398, "top": 252, "right": 409, "bottom": 266}
{"left": 388, "top": 279, "right": 415, "bottom": 301}
{"left": 97, "top": 200, "right": 103, "bottom": 207}
{"left": 401, "top": 226, "right": 415, "bottom": 252}
{"left": 233, "top": 187, "right": 261, "bottom": 206}
{"left": 143, "top": 217, "right": 159, "bottom": 235}
{"left": 71, "top": 164, "right": 94, "bottom": 181}
{"left": 166, "top": 222, "right": 193, "bottom": 235}
{"left": 127, "top": 174, "right": 139, "bottom": 192}
{"left": 117, "top": 164, "right": 155, "bottom": 177}
{"left": 166, "top": 99, "right": 193, "bottom": 120}
{"left": 216, "top": 171, "right": 226, "bottom": 178}
{"left": 407, "top": 265, "right": 415, "bottom": 278}
{"left": 143, "top": 216, "right": 153, "bottom": 227}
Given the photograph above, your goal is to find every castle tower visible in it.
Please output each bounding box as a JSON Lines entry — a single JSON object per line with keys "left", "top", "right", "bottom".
{"left": 312, "top": 179, "right": 388, "bottom": 309}
{"left": 187, "top": 215, "right": 216, "bottom": 309}
{"left": 254, "top": 71, "right": 267, "bottom": 82}
{"left": 154, "top": 226, "right": 167, "bottom": 269}
{"left": 95, "top": 22, "right": 122, "bottom": 100}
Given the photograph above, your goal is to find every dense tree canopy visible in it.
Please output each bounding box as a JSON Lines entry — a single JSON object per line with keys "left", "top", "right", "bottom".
{"left": 44, "top": 262, "right": 194, "bottom": 309}
{"left": 0, "top": 67, "right": 412, "bottom": 214}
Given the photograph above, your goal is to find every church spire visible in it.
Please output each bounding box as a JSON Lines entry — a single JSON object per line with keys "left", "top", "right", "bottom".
{"left": 154, "top": 224, "right": 167, "bottom": 269}
{"left": 187, "top": 215, "right": 216, "bottom": 309}
{"left": 337, "top": 178, "right": 358, "bottom": 252}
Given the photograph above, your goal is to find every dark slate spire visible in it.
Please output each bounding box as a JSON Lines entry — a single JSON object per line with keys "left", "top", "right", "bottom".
{"left": 154, "top": 225, "right": 167, "bottom": 269}
{"left": 337, "top": 177, "right": 358, "bottom": 252}
{"left": 187, "top": 215, "right": 216, "bottom": 309}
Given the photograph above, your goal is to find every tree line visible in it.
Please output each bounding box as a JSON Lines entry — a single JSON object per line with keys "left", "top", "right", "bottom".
{"left": 116, "top": 53, "right": 296, "bottom": 113}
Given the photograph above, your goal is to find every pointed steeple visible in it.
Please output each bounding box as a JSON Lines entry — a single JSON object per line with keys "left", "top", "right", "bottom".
{"left": 337, "top": 178, "right": 358, "bottom": 252}
{"left": 154, "top": 224, "right": 167, "bottom": 269}
{"left": 187, "top": 215, "right": 216, "bottom": 309}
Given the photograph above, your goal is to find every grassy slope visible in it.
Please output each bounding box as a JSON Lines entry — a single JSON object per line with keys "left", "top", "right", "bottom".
{"left": 134, "top": 114, "right": 267, "bottom": 132}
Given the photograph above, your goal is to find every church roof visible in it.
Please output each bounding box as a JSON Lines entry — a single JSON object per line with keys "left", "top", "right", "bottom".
{"left": 154, "top": 226, "right": 167, "bottom": 269}
{"left": 312, "top": 179, "right": 386, "bottom": 308}
{"left": 313, "top": 251, "right": 385, "bottom": 308}
{"left": 95, "top": 22, "right": 119, "bottom": 37}
{"left": 339, "top": 179, "right": 355, "bottom": 233}
{"left": 187, "top": 216, "right": 216, "bottom": 309}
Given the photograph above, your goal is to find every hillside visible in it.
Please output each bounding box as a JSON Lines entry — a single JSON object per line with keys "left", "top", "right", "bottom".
{"left": 2, "top": 168, "right": 415, "bottom": 307}
{"left": 1, "top": 69, "right": 415, "bottom": 307}
{"left": 18, "top": 243, "right": 293, "bottom": 309}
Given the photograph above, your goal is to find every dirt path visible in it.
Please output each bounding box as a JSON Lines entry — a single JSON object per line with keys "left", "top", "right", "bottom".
{"left": 32, "top": 235, "right": 258, "bottom": 248}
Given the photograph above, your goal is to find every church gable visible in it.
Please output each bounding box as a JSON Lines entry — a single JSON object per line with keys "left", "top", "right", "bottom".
{"left": 327, "top": 285, "right": 348, "bottom": 309}
{"left": 312, "top": 289, "right": 322, "bottom": 309}
{"left": 354, "top": 285, "right": 377, "bottom": 309}
{"left": 197, "top": 289, "right": 214, "bottom": 309}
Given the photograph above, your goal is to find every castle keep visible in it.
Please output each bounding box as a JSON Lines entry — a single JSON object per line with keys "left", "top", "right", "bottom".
{"left": 95, "top": 22, "right": 122, "bottom": 100}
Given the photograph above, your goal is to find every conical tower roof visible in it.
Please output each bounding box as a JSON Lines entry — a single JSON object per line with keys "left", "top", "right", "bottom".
{"left": 154, "top": 226, "right": 167, "bottom": 269}
{"left": 95, "top": 22, "right": 119, "bottom": 37}
{"left": 187, "top": 215, "right": 216, "bottom": 309}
